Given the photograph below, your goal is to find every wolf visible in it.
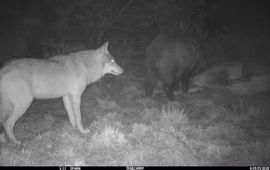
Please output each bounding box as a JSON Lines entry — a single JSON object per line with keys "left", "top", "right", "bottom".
{"left": 144, "top": 32, "right": 202, "bottom": 100}
{"left": 0, "top": 41, "right": 124, "bottom": 144}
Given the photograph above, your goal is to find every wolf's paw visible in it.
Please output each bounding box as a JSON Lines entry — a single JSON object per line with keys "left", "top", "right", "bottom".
{"left": 80, "top": 128, "right": 90, "bottom": 134}
{"left": 10, "top": 137, "right": 22, "bottom": 146}
{"left": 20, "top": 141, "right": 28, "bottom": 152}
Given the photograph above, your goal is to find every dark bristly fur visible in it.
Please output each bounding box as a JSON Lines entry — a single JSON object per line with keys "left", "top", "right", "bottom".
{"left": 145, "top": 32, "right": 202, "bottom": 101}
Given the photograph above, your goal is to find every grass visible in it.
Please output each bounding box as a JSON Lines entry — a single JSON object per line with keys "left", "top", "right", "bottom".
{"left": 0, "top": 73, "right": 270, "bottom": 166}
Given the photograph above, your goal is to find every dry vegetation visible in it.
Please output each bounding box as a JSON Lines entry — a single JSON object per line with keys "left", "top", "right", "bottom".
{"left": 0, "top": 0, "right": 270, "bottom": 166}
{"left": 1, "top": 71, "right": 270, "bottom": 166}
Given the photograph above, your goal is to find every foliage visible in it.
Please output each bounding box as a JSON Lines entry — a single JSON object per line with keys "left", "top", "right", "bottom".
{"left": 44, "top": 0, "right": 208, "bottom": 46}
{"left": 205, "top": 28, "right": 270, "bottom": 65}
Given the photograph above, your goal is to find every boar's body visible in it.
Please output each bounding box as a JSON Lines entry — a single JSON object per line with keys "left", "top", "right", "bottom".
{"left": 144, "top": 32, "right": 202, "bottom": 100}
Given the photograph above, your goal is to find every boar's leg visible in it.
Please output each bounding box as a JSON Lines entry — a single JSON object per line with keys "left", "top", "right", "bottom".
{"left": 145, "top": 69, "right": 158, "bottom": 97}
{"left": 181, "top": 70, "right": 192, "bottom": 93}
{"left": 172, "top": 76, "right": 182, "bottom": 91}
{"left": 160, "top": 71, "right": 176, "bottom": 101}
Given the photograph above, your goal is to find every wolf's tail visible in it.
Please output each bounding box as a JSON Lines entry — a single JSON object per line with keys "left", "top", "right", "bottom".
{"left": 0, "top": 105, "right": 6, "bottom": 144}
{"left": 0, "top": 128, "right": 6, "bottom": 143}
{"left": 0, "top": 89, "right": 9, "bottom": 144}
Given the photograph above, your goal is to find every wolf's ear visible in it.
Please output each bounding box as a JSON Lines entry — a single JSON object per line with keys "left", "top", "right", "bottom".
{"left": 100, "top": 41, "right": 109, "bottom": 53}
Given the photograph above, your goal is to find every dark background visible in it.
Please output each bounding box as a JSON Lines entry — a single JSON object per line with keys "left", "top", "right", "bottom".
{"left": 0, "top": 0, "right": 269, "bottom": 69}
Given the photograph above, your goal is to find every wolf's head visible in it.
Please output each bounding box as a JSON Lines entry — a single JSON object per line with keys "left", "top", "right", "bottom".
{"left": 98, "top": 41, "right": 124, "bottom": 76}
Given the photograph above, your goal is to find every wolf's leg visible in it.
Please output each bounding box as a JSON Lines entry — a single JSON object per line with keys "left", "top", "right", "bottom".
{"left": 63, "top": 95, "right": 76, "bottom": 128}
{"left": 71, "top": 94, "right": 90, "bottom": 134}
{"left": 4, "top": 98, "right": 32, "bottom": 145}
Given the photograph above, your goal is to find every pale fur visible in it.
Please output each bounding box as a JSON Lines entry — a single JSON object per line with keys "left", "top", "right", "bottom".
{"left": 190, "top": 62, "right": 270, "bottom": 95}
{"left": 0, "top": 42, "right": 124, "bottom": 144}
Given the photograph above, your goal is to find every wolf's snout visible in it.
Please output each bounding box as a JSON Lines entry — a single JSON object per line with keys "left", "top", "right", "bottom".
{"left": 112, "top": 65, "right": 124, "bottom": 75}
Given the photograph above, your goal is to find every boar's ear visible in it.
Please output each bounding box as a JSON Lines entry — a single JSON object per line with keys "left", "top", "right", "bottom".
{"left": 99, "top": 41, "right": 109, "bottom": 53}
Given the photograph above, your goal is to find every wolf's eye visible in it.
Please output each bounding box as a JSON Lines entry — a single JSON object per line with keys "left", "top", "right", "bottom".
{"left": 111, "top": 59, "right": 115, "bottom": 63}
